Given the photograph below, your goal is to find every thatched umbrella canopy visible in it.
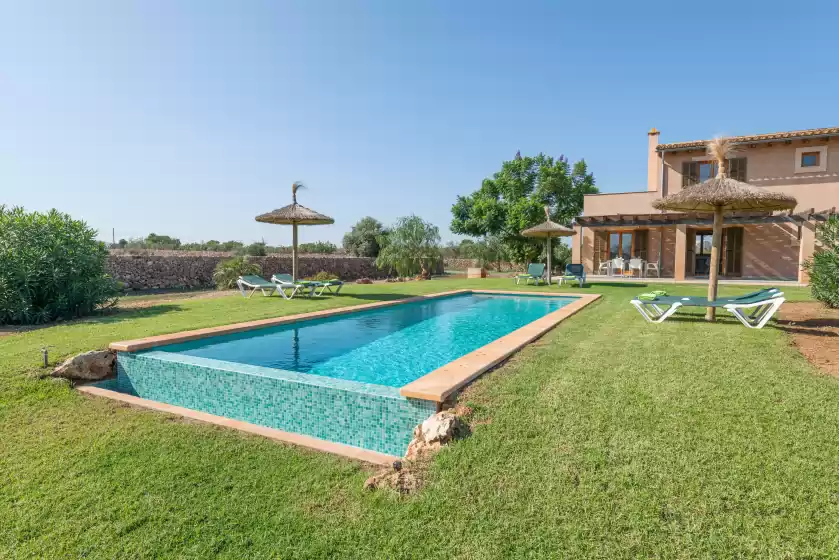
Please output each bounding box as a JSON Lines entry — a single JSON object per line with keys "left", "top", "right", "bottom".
{"left": 255, "top": 182, "right": 334, "bottom": 281}
{"left": 521, "top": 207, "right": 577, "bottom": 284}
{"left": 653, "top": 138, "right": 796, "bottom": 321}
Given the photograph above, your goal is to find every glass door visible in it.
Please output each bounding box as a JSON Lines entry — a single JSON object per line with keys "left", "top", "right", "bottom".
{"left": 609, "top": 232, "right": 633, "bottom": 261}
{"left": 694, "top": 231, "right": 713, "bottom": 276}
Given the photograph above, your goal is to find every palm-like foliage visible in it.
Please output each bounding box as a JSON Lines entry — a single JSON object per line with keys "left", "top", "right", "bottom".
{"left": 0, "top": 206, "right": 119, "bottom": 325}
{"left": 376, "top": 215, "right": 442, "bottom": 277}
{"left": 706, "top": 137, "right": 737, "bottom": 177}
{"left": 212, "top": 257, "right": 262, "bottom": 289}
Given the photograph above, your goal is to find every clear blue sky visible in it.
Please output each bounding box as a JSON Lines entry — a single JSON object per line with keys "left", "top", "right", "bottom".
{"left": 2, "top": 1, "right": 837, "bottom": 246}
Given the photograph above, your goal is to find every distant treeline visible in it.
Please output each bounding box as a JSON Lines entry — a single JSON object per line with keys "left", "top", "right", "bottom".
{"left": 112, "top": 234, "right": 338, "bottom": 255}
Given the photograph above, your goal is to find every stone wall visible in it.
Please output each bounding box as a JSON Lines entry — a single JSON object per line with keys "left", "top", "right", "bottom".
{"left": 443, "top": 258, "right": 522, "bottom": 273}
{"left": 107, "top": 251, "right": 444, "bottom": 290}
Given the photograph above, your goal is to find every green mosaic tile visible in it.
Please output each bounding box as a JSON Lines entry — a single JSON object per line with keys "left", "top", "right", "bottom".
{"left": 112, "top": 352, "right": 435, "bottom": 456}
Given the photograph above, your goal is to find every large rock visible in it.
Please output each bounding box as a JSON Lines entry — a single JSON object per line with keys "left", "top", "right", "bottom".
{"left": 405, "top": 411, "right": 467, "bottom": 461}
{"left": 52, "top": 350, "right": 116, "bottom": 381}
{"left": 421, "top": 410, "right": 462, "bottom": 444}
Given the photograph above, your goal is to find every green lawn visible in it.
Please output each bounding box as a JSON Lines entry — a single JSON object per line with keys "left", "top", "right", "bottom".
{"left": 2, "top": 279, "right": 837, "bottom": 558}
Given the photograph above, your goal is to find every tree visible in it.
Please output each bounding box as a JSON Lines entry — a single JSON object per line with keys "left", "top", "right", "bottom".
{"left": 450, "top": 152, "right": 596, "bottom": 264}
{"left": 145, "top": 233, "right": 181, "bottom": 249}
{"left": 376, "top": 215, "right": 441, "bottom": 278}
{"left": 343, "top": 217, "right": 387, "bottom": 257}
{"left": 803, "top": 215, "right": 839, "bottom": 308}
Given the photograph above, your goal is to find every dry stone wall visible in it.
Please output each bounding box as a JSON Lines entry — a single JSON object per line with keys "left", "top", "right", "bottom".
{"left": 107, "top": 251, "right": 445, "bottom": 290}
{"left": 443, "top": 258, "right": 522, "bottom": 273}
{"left": 108, "top": 253, "right": 381, "bottom": 290}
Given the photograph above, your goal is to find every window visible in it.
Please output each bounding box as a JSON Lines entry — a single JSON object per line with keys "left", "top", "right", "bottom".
{"left": 801, "top": 151, "right": 820, "bottom": 167}
{"left": 607, "top": 231, "right": 648, "bottom": 261}
{"left": 682, "top": 157, "right": 747, "bottom": 186}
{"left": 795, "top": 145, "right": 828, "bottom": 173}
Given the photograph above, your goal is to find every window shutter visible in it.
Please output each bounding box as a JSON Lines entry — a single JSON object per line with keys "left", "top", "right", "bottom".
{"left": 682, "top": 162, "right": 690, "bottom": 187}
{"left": 725, "top": 227, "right": 743, "bottom": 276}
{"left": 727, "top": 158, "right": 747, "bottom": 182}
{"left": 634, "top": 230, "right": 648, "bottom": 260}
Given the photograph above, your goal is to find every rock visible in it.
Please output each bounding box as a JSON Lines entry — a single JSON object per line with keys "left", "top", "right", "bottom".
{"left": 364, "top": 467, "right": 418, "bottom": 494}
{"left": 403, "top": 411, "right": 467, "bottom": 461}
{"left": 421, "top": 410, "right": 462, "bottom": 444}
{"left": 366, "top": 410, "right": 469, "bottom": 493}
{"left": 51, "top": 350, "right": 116, "bottom": 381}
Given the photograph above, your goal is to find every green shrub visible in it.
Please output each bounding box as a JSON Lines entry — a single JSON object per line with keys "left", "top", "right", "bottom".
{"left": 212, "top": 257, "right": 262, "bottom": 290}
{"left": 240, "top": 242, "right": 267, "bottom": 257}
{"left": 308, "top": 271, "right": 338, "bottom": 282}
{"left": 804, "top": 215, "right": 839, "bottom": 308}
{"left": 0, "top": 206, "right": 119, "bottom": 325}
{"left": 299, "top": 241, "right": 337, "bottom": 254}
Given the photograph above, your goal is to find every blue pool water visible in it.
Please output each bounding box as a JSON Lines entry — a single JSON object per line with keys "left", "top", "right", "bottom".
{"left": 156, "top": 293, "right": 576, "bottom": 387}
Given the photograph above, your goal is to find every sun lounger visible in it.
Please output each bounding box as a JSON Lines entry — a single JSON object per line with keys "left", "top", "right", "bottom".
{"left": 630, "top": 288, "right": 784, "bottom": 329}
{"left": 312, "top": 279, "right": 344, "bottom": 296}
{"left": 270, "top": 274, "right": 316, "bottom": 300}
{"left": 563, "top": 264, "right": 586, "bottom": 287}
{"left": 236, "top": 275, "right": 278, "bottom": 298}
{"left": 515, "top": 263, "right": 546, "bottom": 285}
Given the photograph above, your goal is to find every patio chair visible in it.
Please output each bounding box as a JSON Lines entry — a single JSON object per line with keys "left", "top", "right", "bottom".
{"left": 515, "top": 263, "right": 547, "bottom": 285}
{"left": 236, "top": 275, "right": 278, "bottom": 298}
{"left": 630, "top": 288, "right": 784, "bottom": 329}
{"left": 610, "top": 258, "right": 625, "bottom": 277}
{"left": 270, "top": 274, "right": 317, "bottom": 300}
{"left": 563, "top": 264, "right": 586, "bottom": 287}
{"left": 645, "top": 262, "right": 660, "bottom": 278}
{"left": 628, "top": 258, "right": 644, "bottom": 278}
{"left": 597, "top": 260, "right": 611, "bottom": 276}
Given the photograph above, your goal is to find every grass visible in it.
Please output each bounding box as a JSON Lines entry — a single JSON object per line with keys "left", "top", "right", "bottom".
{"left": 2, "top": 279, "right": 837, "bottom": 558}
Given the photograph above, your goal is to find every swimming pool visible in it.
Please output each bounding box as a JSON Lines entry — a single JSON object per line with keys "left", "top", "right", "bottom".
{"left": 99, "top": 290, "right": 596, "bottom": 458}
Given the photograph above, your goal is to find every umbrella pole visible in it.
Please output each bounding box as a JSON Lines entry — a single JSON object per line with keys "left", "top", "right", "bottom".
{"left": 706, "top": 206, "right": 724, "bottom": 321}
{"left": 292, "top": 222, "right": 298, "bottom": 282}
{"left": 546, "top": 236, "right": 552, "bottom": 285}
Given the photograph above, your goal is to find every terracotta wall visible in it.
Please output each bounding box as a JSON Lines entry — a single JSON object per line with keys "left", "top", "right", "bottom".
{"left": 646, "top": 227, "right": 677, "bottom": 277}
{"left": 661, "top": 142, "right": 839, "bottom": 210}
{"left": 741, "top": 223, "right": 800, "bottom": 279}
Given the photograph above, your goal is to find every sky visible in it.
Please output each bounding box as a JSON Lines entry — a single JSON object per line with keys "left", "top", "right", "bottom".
{"left": 2, "top": 1, "right": 838, "bottom": 247}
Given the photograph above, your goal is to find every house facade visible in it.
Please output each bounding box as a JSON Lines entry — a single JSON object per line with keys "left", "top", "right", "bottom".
{"left": 571, "top": 126, "right": 839, "bottom": 283}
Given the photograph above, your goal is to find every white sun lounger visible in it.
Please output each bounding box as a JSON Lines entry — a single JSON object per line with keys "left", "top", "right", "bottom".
{"left": 236, "top": 275, "right": 278, "bottom": 298}
{"left": 630, "top": 288, "right": 785, "bottom": 329}
{"left": 270, "top": 274, "right": 316, "bottom": 300}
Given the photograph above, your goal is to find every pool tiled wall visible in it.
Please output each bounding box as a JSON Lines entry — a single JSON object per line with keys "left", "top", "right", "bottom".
{"left": 114, "top": 351, "right": 436, "bottom": 456}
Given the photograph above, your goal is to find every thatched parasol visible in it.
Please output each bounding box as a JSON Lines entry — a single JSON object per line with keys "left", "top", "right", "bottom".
{"left": 521, "top": 207, "right": 577, "bottom": 284}
{"left": 255, "top": 182, "right": 334, "bottom": 281}
{"left": 653, "top": 138, "right": 796, "bottom": 321}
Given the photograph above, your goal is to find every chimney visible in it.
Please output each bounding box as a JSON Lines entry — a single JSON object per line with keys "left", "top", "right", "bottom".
{"left": 647, "top": 127, "right": 660, "bottom": 192}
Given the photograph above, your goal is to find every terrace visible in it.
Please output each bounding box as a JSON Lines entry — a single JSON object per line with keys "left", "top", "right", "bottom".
{"left": 4, "top": 277, "right": 839, "bottom": 557}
